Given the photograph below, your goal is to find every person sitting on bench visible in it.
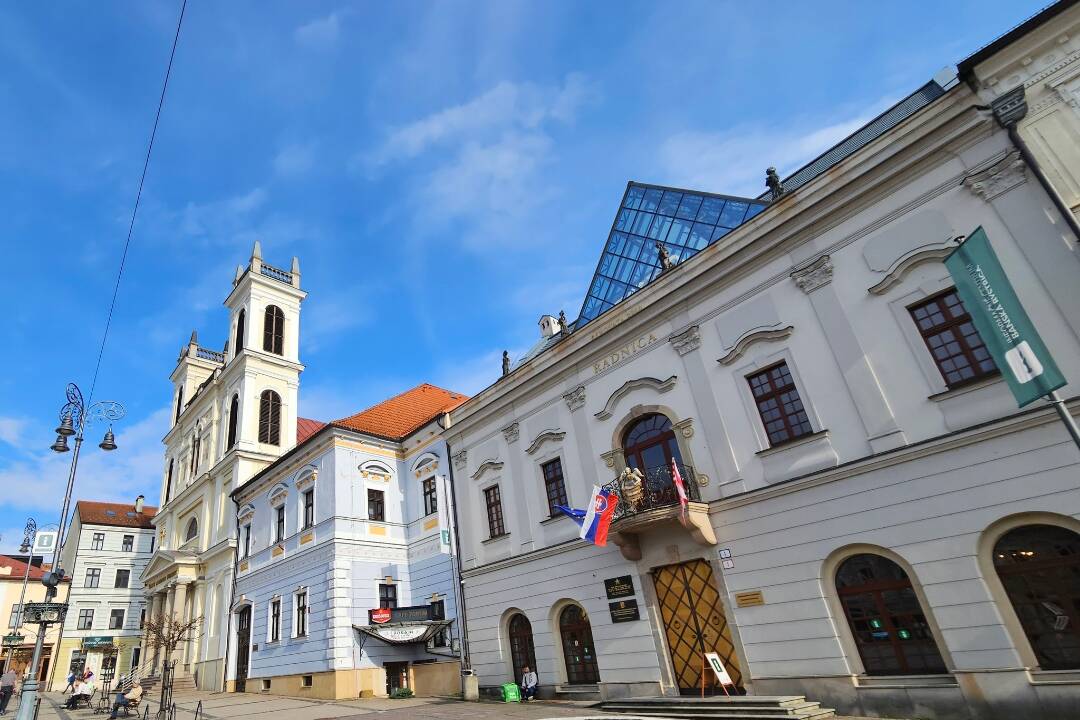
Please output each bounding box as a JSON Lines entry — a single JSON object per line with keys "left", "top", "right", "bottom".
{"left": 109, "top": 681, "right": 143, "bottom": 718}
{"left": 64, "top": 678, "right": 91, "bottom": 708}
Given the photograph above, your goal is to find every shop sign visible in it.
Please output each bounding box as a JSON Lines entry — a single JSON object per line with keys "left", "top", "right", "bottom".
{"left": 369, "top": 605, "right": 434, "bottom": 625}
{"left": 945, "top": 227, "right": 1066, "bottom": 407}
{"left": 604, "top": 575, "right": 635, "bottom": 600}
{"left": 609, "top": 599, "right": 640, "bottom": 623}
{"left": 367, "top": 625, "right": 428, "bottom": 643}
{"left": 2, "top": 634, "right": 24, "bottom": 647}
{"left": 370, "top": 608, "right": 392, "bottom": 624}
{"left": 82, "top": 636, "right": 114, "bottom": 649}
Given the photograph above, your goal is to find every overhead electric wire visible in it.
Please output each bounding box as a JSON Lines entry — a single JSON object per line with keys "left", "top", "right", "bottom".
{"left": 85, "top": 0, "right": 188, "bottom": 406}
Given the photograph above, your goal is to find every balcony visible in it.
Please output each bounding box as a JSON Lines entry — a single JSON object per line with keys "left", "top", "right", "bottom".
{"left": 601, "top": 462, "right": 716, "bottom": 561}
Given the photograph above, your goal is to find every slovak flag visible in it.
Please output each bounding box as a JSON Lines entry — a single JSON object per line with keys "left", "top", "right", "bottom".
{"left": 555, "top": 486, "right": 619, "bottom": 547}
{"left": 671, "top": 457, "right": 689, "bottom": 523}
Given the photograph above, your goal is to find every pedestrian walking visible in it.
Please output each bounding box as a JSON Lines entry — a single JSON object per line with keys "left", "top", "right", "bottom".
{"left": 0, "top": 667, "right": 18, "bottom": 715}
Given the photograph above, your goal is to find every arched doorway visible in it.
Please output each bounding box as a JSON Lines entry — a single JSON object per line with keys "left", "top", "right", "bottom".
{"left": 559, "top": 605, "right": 600, "bottom": 685}
{"left": 235, "top": 606, "right": 251, "bottom": 692}
{"left": 622, "top": 413, "right": 683, "bottom": 472}
{"left": 835, "top": 554, "right": 946, "bottom": 675}
{"left": 508, "top": 613, "right": 537, "bottom": 685}
{"left": 993, "top": 524, "right": 1080, "bottom": 670}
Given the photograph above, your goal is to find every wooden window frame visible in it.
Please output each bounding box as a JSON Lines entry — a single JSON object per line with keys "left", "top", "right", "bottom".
{"left": 109, "top": 609, "right": 125, "bottom": 630}
{"left": 263, "top": 305, "right": 285, "bottom": 355}
{"left": 85, "top": 568, "right": 100, "bottom": 589}
{"left": 484, "top": 485, "right": 506, "bottom": 539}
{"left": 114, "top": 569, "right": 130, "bottom": 589}
{"left": 422, "top": 477, "right": 438, "bottom": 517}
{"left": 258, "top": 390, "right": 282, "bottom": 446}
{"left": 91, "top": 533, "right": 105, "bottom": 551}
{"left": 908, "top": 288, "right": 997, "bottom": 389}
{"left": 379, "top": 583, "right": 397, "bottom": 609}
{"left": 77, "top": 609, "right": 94, "bottom": 630}
{"left": 541, "top": 458, "right": 569, "bottom": 517}
{"left": 274, "top": 505, "right": 286, "bottom": 543}
{"left": 747, "top": 361, "right": 813, "bottom": 447}
{"left": 270, "top": 599, "right": 281, "bottom": 643}
{"left": 302, "top": 489, "right": 315, "bottom": 530}
{"left": 367, "top": 489, "right": 385, "bottom": 522}
{"left": 122, "top": 534, "right": 134, "bottom": 552}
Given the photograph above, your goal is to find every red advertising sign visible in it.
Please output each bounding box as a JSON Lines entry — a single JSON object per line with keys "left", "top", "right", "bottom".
{"left": 370, "top": 608, "right": 392, "bottom": 624}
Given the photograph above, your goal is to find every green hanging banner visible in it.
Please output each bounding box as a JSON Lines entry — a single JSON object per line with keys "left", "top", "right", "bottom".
{"left": 944, "top": 226, "right": 1066, "bottom": 407}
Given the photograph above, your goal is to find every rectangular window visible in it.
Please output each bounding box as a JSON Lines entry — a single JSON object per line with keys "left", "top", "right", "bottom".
{"left": 295, "top": 591, "right": 308, "bottom": 637}
{"left": 422, "top": 477, "right": 438, "bottom": 517}
{"left": 484, "top": 485, "right": 506, "bottom": 538}
{"left": 92, "top": 533, "right": 104, "bottom": 551}
{"left": 270, "top": 599, "right": 281, "bottom": 642}
{"left": 85, "top": 568, "right": 101, "bottom": 589}
{"left": 8, "top": 604, "right": 20, "bottom": 629}
{"left": 275, "top": 505, "right": 285, "bottom": 543}
{"left": 242, "top": 525, "right": 251, "bottom": 558}
{"left": 109, "top": 609, "right": 125, "bottom": 630}
{"left": 368, "top": 489, "right": 385, "bottom": 522}
{"left": 909, "top": 289, "right": 997, "bottom": 388}
{"left": 379, "top": 583, "right": 397, "bottom": 609}
{"left": 432, "top": 598, "right": 448, "bottom": 647}
{"left": 541, "top": 459, "right": 569, "bottom": 516}
{"left": 150, "top": 536, "right": 155, "bottom": 554}
{"left": 114, "top": 569, "right": 130, "bottom": 589}
{"left": 77, "top": 609, "right": 94, "bottom": 630}
{"left": 139, "top": 609, "right": 146, "bottom": 629}
{"left": 122, "top": 534, "right": 134, "bottom": 552}
{"left": 301, "top": 675, "right": 313, "bottom": 688}
{"left": 131, "top": 647, "right": 141, "bottom": 671}
{"left": 302, "top": 489, "right": 315, "bottom": 530}
{"left": 747, "top": 361, "right": 813, "bottom": 447}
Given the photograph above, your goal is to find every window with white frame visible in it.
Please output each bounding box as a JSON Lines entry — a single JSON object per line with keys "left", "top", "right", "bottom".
{"left": 241, "top": 524, "right": 252, "bottom": 558}
{"left": 91, "top": 533, "right": 104, "bottom": 551}
{"left": 274, "top": 505, "right": 286, "bottom": 543}
{"left": 122, "top": 534, "right": 134, "bottom": 552}
{"left": 109, "top": 609, "right": 125, "bottom": 630}
{"left": 269, "top": 598, "right": 281, "bottom": 642}
{"left": 302, "top": 488, "right": 314, "bottom": 530}
{"left": 294, "top": 590, "right": 308, "bottom": 638}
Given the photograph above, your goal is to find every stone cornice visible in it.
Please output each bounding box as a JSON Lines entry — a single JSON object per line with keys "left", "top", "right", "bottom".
{"left": 791, "top": 255, "right": 834, "bottom": 293}
{"left": 668, "top": 325, "right": 701, "bottom": 356}
{"left": 718, "top": 326, "right": 794, "bottom": 365}
{"left": 963, "top": 150, "right": 1027, "bottom": 201}
{"left": 594, "top": 376, "right": 678, "bottom": 421}
{"left": 525, "top": 430, "right": 566, "bottom": 455}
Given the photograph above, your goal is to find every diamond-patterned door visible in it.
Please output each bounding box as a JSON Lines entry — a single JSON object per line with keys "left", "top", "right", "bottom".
{"left": 653, "top": 559, "right": 742, "bottom": 694}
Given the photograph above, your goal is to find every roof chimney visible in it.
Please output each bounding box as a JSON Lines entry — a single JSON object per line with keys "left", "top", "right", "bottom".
{"left": 539, "top": 315, "right": 560, "bottom": 339}
{"left": 135, "top": 495, "right": 145, "bottom": 513}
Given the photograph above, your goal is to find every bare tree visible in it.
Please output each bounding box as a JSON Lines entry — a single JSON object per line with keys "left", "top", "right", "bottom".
{"left": 143, "top": 615, "right": 202, "bottom": 672}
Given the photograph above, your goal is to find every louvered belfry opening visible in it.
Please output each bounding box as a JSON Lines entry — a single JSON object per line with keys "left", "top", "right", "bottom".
{"left": 258, "top": 389, "right": 281, "bottom": 445}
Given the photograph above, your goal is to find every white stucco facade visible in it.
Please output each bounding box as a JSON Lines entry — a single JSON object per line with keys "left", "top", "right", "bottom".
{"left": 444, "top": 12, "right": 1080, "bottom": 720}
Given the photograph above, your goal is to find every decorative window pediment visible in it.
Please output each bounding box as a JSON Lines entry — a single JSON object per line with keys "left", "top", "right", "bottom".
{"left": 471, "top": 459, "right": 504, "bottom": 481}
{"left": 295, "top": 468, "right": 318, "bottom": 491}
{"left": 268, "top": 483, "right": 289, "bottom": 507}
{"left": 594, "top": 376, "right": 677, "bottom": 421}
{"left": 526, "top": 430, "right": 566, "bottom": 455}
{"left": 411, "top": 453, "right": 440, "bottom": 478}
{"left": 237, "top": 503, "right": 256, "bottom": 524}
{"left": 360, "top": 461, "right": 393, "bottom": 481}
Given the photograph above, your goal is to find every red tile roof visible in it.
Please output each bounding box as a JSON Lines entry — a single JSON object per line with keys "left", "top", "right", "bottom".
{"left": 331, "top": 383, "right": 468, "bottom": 441}
{"left": 76, "top": 500, "right": 157, "bottom": 529}
{"left": 0, "top": 555, "right": 53, "bottom": 581}
{"left": 297, "top": 417, "right": 326, "bottom": 444}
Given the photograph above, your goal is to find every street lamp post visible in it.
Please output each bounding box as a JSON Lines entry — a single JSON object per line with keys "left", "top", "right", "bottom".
{"left": 2, "top": 519, "right": 37, "bottom": 671}
{"left": 15, "top": 383, "right": 123, "bottom": 720}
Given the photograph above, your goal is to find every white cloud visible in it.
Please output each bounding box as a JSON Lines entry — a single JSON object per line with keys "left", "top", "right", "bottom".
{"left": 657, "top": 97, "right": 897, "bottom": 198}
{"left": 301, "top": 296, "right": 370, "bottom": 355}
{"left": 369, "top": 73, "right": 594, "bottom": 167}
{"left": 295, "top": 13, "right": 341, "bottom": 50}
{"left": 0, "top": 417, "right": 26, "bottom": 446}
{"left": 273, "top": 142, "right": 316, "bottom": 177}
{"left": 0, "top": 407, "right": 168, "bottom": 520}
{"left": 180, "top": 187, "right": 267, "bottom": 238}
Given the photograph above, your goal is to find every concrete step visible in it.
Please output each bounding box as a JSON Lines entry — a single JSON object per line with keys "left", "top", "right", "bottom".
{"left": 554, "top": 684, "right": 602, "bottom": 701}
{"left": 599, "top": 696, "right": 836, "bottom": 720}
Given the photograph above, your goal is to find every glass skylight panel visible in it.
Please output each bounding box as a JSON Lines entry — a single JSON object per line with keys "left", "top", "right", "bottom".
{"left": 577, "top": 182, "right": 768, "bottom": 326}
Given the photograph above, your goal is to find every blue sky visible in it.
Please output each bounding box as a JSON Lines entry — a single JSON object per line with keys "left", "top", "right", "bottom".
{"left": 0, "top": 0, "right": 1048, "bottom": 551}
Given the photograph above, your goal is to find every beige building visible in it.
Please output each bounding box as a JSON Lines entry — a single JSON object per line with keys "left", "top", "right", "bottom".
{"left": 0, "top": 555, "right": 69, "bottom": 683}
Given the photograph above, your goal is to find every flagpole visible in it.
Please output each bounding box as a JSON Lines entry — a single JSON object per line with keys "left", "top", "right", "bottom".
{"left": 1047, "top": 391, "right": 1080, "bottom": 453}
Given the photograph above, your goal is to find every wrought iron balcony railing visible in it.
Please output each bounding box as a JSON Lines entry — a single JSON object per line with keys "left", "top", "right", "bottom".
{"left": 601, "top": 461, "right": 699, "bottom": 523}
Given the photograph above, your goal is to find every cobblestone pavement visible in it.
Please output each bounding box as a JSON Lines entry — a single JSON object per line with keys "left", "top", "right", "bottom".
{"left": 30, "top": 690, "right": 906, "bottom": 720}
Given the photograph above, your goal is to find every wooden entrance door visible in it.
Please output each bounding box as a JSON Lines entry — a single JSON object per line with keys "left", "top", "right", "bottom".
{"left": 235, "top": 606, "right": 251, "bottom": 692}
{"left": 559, "top": 605, "right": 600, "bottom": 685}
{"left": 385, "top": 662, "right": 409, "bottom": 694}
{"left": 653, "top": 559, "right": 742, "bottom": 694}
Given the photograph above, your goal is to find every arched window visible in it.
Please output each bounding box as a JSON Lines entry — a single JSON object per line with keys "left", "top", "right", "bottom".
{"left": 263, "top": 305, "right": 284, "bottom": 355}
{"left": 184, "top": 518, "right": 198, "bottom": 542}
{"left": 508, "top": 614, "right": 536, "bottom": 685}
{"left": 190, "top": 428, "right": 201, "bottom": 475}
{"left": 227, "top": 395, "right": 240, "bottom": 449}
{"left": 622, "top": 413, "right": 683, "bottom": 472}
{"left": 835, "top": 553, "right": 946, "bottom": 675}
{"left": 235, "top": 309, "right": 246, "bottom": 357}
{"left": 993, "top": 524, "right": 1080, "bottom": 670}
{"left": 559, "top": 605, "right": 600, "bottom": 684}
{"left": 174, "top": 386, "right": 184, "bottom": 424}
{"left": 164, "top": 459, "right": 174, "bottom": 503}
{"left": 258, "top": 390, "right": 281, "bottom": 445}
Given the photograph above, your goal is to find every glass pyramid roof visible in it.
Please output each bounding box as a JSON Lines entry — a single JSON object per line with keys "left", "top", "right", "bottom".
{"left": 577, "top": 182, "right": 768, "bottom": 326}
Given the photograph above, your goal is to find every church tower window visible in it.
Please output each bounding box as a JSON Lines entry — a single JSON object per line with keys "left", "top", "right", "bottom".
{"left": 259, "top": 390, "right": 282, "bottom": 446}
{"left": 263, "top": 305, "right": 284, "bottom": 355}
{"left": 227, "top": 394, "right": 239, "bottom": 449}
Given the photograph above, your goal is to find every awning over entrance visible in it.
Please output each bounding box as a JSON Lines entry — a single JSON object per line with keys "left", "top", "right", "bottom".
{"left": 353, "top": 620, "right": 452, "bottom": 646}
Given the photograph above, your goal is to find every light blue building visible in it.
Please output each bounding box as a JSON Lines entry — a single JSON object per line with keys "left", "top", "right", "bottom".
{"left": 228, "top": 384, "right": 467, "bottom": 699}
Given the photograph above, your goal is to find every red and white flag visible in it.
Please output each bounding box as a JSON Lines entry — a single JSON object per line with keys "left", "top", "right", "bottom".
{"left": 671, "top": 457, "right": 689, "bottom": 524}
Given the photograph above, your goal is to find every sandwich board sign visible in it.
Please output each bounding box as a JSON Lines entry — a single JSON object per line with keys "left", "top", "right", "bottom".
{"left": 704, "top": 652, "right": 735, "bottom": 697}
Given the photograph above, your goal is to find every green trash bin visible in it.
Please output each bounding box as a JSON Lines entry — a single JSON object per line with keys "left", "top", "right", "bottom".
{"left": 501, "top": 682, "right": 522, "bottom": 703}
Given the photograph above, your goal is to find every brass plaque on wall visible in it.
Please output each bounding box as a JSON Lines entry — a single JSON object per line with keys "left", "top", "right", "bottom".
{"left": 735, "top": 590, "right": 765, "bottom": 608}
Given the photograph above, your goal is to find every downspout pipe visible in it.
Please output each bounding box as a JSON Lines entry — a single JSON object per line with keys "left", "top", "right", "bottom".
{"left": 989, "top": 86, "right": 1080, "bottom": 244}
{"left": 444, "top": 443, "right": 472, "bottom": 674}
